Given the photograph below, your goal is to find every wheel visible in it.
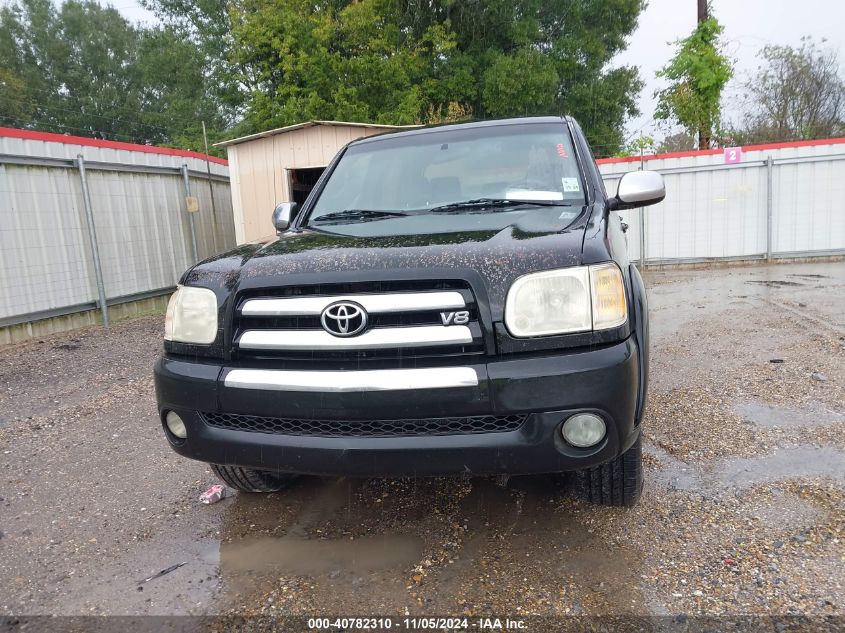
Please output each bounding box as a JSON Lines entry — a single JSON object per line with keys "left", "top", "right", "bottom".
{"left": 210, "top": 464, "right": 299, "bottom": 493}
{"left": 576, "top": 435, "right": 643, "bottom": 507}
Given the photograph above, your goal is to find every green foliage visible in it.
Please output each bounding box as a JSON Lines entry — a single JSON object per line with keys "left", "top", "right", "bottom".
{"left": 0, "top": 0, "right": 226, "bottom": 151}
{"left": 481, "top": 49, "right": 559, "bottom": 117}
{"left": 217, "top": 0, "right": 645, "bottom": 154}
{"left": 616, "top": 135, "right": 655, "bottom": 158}
{"left": 654, "top": 16, "right": 732, "bottom": 148}
{"left": 140, "top": 0, "right": 240, "bottom": 114}
{"left": 2, "top": 0, "right": 647, "bottom": 155}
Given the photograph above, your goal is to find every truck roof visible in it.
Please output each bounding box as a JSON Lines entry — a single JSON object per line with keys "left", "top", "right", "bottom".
{"left": 350, "top": 116, "right": 573, "bottom": 146}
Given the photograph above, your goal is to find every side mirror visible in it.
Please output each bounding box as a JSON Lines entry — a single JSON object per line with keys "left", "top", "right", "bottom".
{"left": 272, "top": 202, "right": 298, "bottom": 233}
{"left": 609, "top": 170, "right": 665, "bottom": 211}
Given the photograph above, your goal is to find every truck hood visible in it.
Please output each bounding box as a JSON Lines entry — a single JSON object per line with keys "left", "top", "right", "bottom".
{"left": 184, "top": 207, "right": 595, "bottom": 317}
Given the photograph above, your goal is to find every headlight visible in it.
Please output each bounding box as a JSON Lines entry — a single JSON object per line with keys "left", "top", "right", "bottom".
{"left": 164, "top": 285, "right": 218, "bottom": 344}
{"left": 504, "top": 263, "right": 627, "bottom": 337}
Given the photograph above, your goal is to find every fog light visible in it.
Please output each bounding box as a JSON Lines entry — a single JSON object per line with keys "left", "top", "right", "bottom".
{"left": 561, "top": 413, "right": 606, "bottom": 448}
{"left": 165, "top": 411, "right": 187, "bottom": 439}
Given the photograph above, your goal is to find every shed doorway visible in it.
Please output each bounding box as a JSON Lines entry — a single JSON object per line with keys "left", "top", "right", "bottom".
{"left": 289, "top": 167, "right": 325, "bottom": 206}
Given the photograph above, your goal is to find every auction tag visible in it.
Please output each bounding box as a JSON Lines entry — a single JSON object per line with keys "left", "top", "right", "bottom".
{"left": 724, "top": 147, "right": 742, "bottom": 164}
{"left": 561, "top": 177, "right": 580, "bottom": 192}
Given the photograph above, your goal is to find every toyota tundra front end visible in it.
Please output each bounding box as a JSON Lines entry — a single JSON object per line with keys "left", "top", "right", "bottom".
{"left": 154, "top": 116, "right": 665, "bottom": 506}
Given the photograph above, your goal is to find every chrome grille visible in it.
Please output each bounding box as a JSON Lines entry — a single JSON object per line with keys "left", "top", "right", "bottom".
{"left": 232, "top": 280, "right": 485, "bottom": 361}
{"left": 202, "top": 412, "right": 526, "bottom": 437}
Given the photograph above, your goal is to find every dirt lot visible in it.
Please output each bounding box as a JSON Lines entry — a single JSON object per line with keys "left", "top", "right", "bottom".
{"left": 0, "top": 262, "right": 843, "bottom": 624}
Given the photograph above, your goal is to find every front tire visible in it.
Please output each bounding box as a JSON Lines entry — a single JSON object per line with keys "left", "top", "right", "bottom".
{"left": 210, "top": 464, "right": 299, "bottom": 493}
{"left": 576, "top": 435, "right": 643, "bottom": 507}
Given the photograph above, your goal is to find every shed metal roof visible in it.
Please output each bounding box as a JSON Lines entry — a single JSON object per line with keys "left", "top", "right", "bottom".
{"left": 214, "top": 120, "right": 420, "bottom": 148}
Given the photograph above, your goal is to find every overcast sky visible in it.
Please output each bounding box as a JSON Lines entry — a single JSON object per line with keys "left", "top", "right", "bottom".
{"left": 112, "top": 0, "right": 845, "bottom": 142}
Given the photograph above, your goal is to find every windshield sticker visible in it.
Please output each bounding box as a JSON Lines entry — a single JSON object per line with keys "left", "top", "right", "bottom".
{"left": 561, "top": 177, "right": 580, "bottom": 193}
{"left": 556, "top": 143, "right": 568, "bottom": 158}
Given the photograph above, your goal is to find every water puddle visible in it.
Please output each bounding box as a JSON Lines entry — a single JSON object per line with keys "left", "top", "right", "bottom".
{"left": 714, "top": 446, "right": 845, "bottom": 487}
{"left": 212, "top": 476, "right": 446, "bottom": 612}
{"left": 221, "top": 533, "right": 422, "bottom": 576}
{"left": 733, "top": 400, "right": 845, "bottom": 428}
{"left": 219, "top": 478, "right": 423, "bottom": 582}
{"left": 651, "top": 443, "right": 845, "bottom": 493}
{"left": 648, "top": 443, "right": 701, "bottom": 492}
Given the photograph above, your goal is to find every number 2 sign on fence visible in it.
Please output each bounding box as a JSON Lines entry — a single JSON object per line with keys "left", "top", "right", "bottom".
{"left": 724, "top": 147, "right": 742, "bottom": 164}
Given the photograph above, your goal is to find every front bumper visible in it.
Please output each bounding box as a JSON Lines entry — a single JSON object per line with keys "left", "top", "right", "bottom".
{"left": 154, "top": 337, "right": 642, "bottom": 476}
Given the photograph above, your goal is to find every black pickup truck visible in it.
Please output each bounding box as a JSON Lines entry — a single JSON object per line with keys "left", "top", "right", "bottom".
{"left": 154, "top": 116, "right": 665, "bottom": 506}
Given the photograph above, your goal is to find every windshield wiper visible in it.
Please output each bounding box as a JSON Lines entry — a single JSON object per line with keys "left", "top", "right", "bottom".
{"left": 424, "top": 198, "right": 572, "bottom": 214}
{"left": 310, "top": 209, "right": 409, "bottom": 225}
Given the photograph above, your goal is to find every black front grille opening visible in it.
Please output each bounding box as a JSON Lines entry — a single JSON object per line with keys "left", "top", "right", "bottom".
{"left": 240, "top": 309, "right": 477, "bottom": 330}
{"left": 233, "top": 346, "right": 485, "bottom": 363}
{"left": 238, "top": 280, "right": 473, "bottom": 299}
{"left": 202, "top": 412, "right": 527, "bottom": 438}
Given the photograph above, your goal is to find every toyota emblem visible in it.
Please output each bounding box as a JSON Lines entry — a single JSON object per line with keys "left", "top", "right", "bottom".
{"left": 320, "top": 301, "right": 368, "bottom": 337}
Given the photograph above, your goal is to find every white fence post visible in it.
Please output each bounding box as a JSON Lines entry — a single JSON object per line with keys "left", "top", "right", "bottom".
{"left": 766, "top": 156, "right": 774, "bottom": 261}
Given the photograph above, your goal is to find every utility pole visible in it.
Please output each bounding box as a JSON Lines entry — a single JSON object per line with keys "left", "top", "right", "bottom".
{"left": 697, "top": 0, "right": 710, "bottom": 149}
{"left": 697, "top": 0, "right": 708, "bottom": 23}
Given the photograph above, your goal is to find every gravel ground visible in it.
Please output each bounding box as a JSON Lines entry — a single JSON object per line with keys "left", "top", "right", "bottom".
{"left": 0, "top": 262, "right": 843, "bottom": 624}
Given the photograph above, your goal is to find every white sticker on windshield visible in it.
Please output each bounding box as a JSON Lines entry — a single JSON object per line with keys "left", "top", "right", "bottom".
{"left": 562, "top": 177, "right": 581, "bottom": 193}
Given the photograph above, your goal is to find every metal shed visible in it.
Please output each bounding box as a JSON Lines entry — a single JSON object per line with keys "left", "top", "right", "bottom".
{"left": 216, "top": 120, "right": 417, "bottom": 244}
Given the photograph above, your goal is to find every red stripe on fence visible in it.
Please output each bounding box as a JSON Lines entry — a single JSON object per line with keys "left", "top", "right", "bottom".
{"left": 0, "top": 126, "right": 229, "bottom": 166}
{"left": 596, "top": 136, "right": 845, "bottom": 165}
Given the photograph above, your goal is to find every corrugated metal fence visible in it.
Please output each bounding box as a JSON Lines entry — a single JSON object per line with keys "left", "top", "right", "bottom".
{"left": 598, "top": 138, "right": 845, "bottom": 264}
{"left": 0, "top": 129, "right": 236, "bottom": 335}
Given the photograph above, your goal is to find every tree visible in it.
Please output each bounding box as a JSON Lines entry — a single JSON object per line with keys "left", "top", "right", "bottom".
{"left": 214, "top": 0, "right": 645, "bottom": 154}
{"left": 140, "top": 0, "right": 244, "bottom": 122}
{"left": 734, "top": 38, "right": 844, "bottom": 143}
{"left": 656, "top": 130, "right": 696, "bottom": 153}
{"left": 654, "top": 14, "right": 732, "bottom": 149}
{"left": 0, "top": 0, "right": 67, "bottom": 130}
{"left": 3, "top": 0, "right": 647, "bottom": 154}
{"left": 136, "top": 26, "right": 229, "bottom": 150}
{"left": 0, "top": 0, "right": 226, "bottom": 150}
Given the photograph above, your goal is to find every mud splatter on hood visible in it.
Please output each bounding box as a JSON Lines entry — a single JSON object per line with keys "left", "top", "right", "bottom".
{"left": 183, "top": 209, "right": 593, "bottom": 318}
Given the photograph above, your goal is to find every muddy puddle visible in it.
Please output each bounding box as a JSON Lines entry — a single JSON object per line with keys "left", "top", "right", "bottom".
{"left": 222, "top": 534, "right": 423, "bottom": 576}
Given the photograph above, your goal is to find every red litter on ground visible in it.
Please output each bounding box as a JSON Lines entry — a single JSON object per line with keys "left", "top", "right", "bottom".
{"left": 200, "top": 484, "right": 226, "bottom": 504}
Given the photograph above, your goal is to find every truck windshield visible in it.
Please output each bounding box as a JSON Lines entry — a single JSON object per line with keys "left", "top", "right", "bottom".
{"left": 306, "top": 123, "right": 585, "bottom": 226}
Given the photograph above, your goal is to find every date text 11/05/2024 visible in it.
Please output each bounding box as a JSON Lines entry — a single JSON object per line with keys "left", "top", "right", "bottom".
{"left": 307, "top": 617, "right": 527, "bottom": 630}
